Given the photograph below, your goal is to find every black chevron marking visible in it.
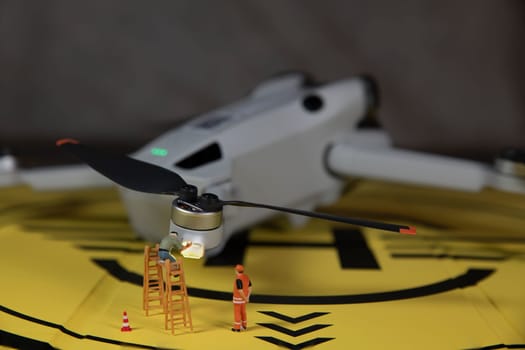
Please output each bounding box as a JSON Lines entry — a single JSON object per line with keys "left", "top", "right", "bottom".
{"left": 257, "top": 323, "right": 331, "bottom": 337}
{"left": 258, "top": 311, "right": 329, "bottom": 323}
{"left": 256, "top": 336, "right": 334, "bottom": 350}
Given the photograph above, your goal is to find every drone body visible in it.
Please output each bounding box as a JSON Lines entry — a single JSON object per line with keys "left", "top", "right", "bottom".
{"left": 118, "top": 73, "right": 378, "bottom": 255}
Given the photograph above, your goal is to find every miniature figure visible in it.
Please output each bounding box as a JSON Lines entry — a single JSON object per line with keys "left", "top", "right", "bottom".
{"left": 232, "top": 264, "right": 252, "bottom": 332}
{"left": 158, "top": 231, "right": 192, "bottom": 263}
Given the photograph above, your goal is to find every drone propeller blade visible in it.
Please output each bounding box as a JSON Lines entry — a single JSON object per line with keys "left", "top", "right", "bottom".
{"left": 56, "top": 138, "right": 187, "bottom": 195}
{"left": 222, "top": 200, "right": 416, "bottom": 234}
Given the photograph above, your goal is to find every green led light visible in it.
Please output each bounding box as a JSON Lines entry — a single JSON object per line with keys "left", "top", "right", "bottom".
{"left": 151, "top": 147, "right": 168, "bottom": 157}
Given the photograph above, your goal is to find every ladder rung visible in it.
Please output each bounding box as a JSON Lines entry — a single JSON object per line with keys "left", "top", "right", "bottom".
{"left": 147, "top": 285, "right": 162, "bottom": 290}
{"left": 167, "top": 310, "right": 186, "bottom": 315}
{"left": 166, "top": 297, "right": 186, "bottom": 302}
{"left": 168, "top": 320, "right": 187, "bottom": 324}
{"left": 148, "top": 305, "right": 164, "bottom": 311}
{"left": 147, "top": 278, "right": 161, "bottom": 282}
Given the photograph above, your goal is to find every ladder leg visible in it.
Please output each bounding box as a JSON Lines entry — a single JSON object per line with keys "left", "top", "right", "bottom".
{"left": 164, "top": 257, "right": 193, "bottom": 334}
{"left": 142, "top": 245, "right": 149, "bottom": 311}
{"left": 144, "top": 244, "right": 165, "bottom": 316}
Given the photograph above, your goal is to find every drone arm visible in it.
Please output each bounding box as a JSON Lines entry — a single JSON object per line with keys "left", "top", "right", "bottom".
{"left": 326, "top": 139, "right": 490, "bottom": 192}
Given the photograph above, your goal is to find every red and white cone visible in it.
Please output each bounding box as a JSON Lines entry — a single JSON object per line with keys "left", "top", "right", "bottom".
{"left": 121, "top": 311, "right": 132, "bottom": 332}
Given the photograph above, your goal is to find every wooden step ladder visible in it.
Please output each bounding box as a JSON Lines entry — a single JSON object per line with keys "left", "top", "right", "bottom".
{"left": 143, "top": 244, "right": 165, "bottom": 316}
{"left": 164, "top": 258, "right": 193, "bottom": 334}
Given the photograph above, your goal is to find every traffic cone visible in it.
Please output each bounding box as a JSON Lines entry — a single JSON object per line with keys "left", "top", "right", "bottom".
{"left": 121, "top": 311, "right": 132, "bottom": 332}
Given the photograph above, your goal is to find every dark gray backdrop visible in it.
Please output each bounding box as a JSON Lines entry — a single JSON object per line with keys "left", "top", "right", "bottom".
{"left": 1, "top": 0, "right": 524, "bottom": 165}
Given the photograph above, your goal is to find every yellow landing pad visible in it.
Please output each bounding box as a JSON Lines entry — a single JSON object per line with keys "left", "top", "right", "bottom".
{"left": 1, "top": 180, "right": 525, "bottom": 350}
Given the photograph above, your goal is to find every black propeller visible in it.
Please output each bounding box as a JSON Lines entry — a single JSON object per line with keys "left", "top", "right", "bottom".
{"left": 56, "top": 139, "right": 187, "bottom": 195}
{"left": 221, "top": 200, "right": 415, "bottom": 234}
{"left": 56, "top": 138, "right": 416, "bottom": 235}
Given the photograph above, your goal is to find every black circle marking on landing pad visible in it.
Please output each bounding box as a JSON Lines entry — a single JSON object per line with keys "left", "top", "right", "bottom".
{"left": 92, "top": 259, "right": 494, "bottom": 305}
{"left": 466, "top": 344, "right": 525, "bottom": 350}
{"left": 1, "top": 329, "right": 57, "bottom": 350}
{"left": 0, "top": 305, "right": 178, "bottom": 350}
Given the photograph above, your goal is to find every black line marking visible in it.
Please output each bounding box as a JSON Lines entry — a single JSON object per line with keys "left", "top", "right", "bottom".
{"left": 92, "top": 259, "right": 495, "bottom": 304}
{"left": 22, "top": 224, "right": 131, "bottom": 234}
{"left": 257, "top": 323, "right": 331, "bottom": 337}
{"left": 255, "top": 336, "right": 334, "bottom": 349}
{"left": 464, "top": 344, "right": 525, "bottom": 349}
{"left": 258, "top": 311, "right": 329, "bottom": 323}
{"left": 333, "top": 228, "right": 380, "bottom": 269}
{"left": 391, "top": 253, "right": 505, "bottom": 261}
{"left": 0, "top": 330, "right": 58, "bottom": 350}
{"left": 249, "top": 241, "right": 332, "bottom": 247}
{"left": 93, "top": 259, "right": 144, "bottom": 285}
{"left": 76, "top": 245, "right": 145, "bottom": 253}
{"left": 0, "top": 305, "right": 178, "bottom": 350}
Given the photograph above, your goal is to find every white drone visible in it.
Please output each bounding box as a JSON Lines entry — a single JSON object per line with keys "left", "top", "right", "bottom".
{"left": 7, "top": 72, "right": 525, "bottom": 258}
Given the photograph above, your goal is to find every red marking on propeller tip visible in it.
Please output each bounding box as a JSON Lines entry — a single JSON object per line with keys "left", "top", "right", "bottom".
{"left": 400, "top": 226, "right": 416, "bottom": 235}
{"left": 56, "top": 138, "right": 79, "bottom": 146}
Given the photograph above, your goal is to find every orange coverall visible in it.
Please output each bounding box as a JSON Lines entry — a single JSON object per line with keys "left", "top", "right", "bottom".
{"left": 233, "top": 272, "right": 252, "bottom": 330}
